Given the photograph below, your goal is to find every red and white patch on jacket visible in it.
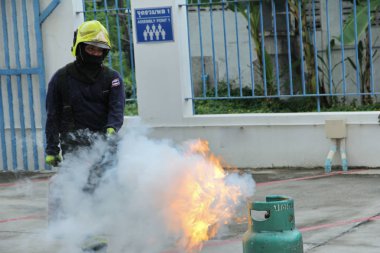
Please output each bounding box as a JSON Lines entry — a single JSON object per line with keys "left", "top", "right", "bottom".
{"left": 111, "top": 78, "right": 120, "bottom": 87}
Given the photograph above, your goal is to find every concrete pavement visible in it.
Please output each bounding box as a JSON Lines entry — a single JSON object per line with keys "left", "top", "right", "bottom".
{"left": 1, "top": 168, "right": 380, "bottom": 253}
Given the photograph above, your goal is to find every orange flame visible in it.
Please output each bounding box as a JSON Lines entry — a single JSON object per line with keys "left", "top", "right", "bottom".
{"left": 167, "top": 139, "right": 244, "bottom": 252}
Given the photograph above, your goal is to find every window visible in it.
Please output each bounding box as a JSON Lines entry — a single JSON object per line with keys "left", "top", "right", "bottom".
{"left": 304, "top": 0, "right": 322, "bottom": 31}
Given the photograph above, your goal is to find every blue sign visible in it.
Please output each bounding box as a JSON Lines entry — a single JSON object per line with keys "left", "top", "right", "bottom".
{"left": 135, "top": 7, "right": 174, "bottom": 43}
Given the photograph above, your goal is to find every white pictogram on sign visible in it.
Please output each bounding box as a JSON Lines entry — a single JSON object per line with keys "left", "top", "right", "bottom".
{"left": 143, "top": 24, "right": 166, "bottom": 41}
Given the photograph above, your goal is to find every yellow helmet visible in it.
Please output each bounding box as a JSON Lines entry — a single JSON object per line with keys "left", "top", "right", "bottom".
{"left": 71, "top": 20, "right": 111, "bottom": 56}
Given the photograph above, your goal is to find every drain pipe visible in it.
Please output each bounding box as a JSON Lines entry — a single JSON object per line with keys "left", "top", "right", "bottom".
{"left": 324, "top": 120, "right": 347, "bottom": 173}
{"left": 340, "top": 138, "right": 348, "bottom": 171}
{"left": 325, "top": 139, "right": 337, "bottom": 173}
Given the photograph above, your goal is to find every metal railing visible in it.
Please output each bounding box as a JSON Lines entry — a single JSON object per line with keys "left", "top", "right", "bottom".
{"left": 184, "top": 0, "right": 380, "bottom": 113}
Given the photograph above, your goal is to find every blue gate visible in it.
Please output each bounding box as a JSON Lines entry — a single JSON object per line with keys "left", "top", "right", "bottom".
{"left": 0, "top": 0, "right": 60, "bottom": 171}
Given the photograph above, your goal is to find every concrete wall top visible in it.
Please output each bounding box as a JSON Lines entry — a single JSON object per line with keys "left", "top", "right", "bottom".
{"left": 134, "top": 111, "right": 380, "bottom": 128}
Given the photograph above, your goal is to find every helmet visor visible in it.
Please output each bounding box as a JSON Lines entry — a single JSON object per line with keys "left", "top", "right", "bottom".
{"left": 84, "top": 41, "right": 111, "bottom": 50}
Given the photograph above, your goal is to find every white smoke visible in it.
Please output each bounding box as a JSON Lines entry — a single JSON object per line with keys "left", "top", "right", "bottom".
{"left": 45, "top": 118, "right": 255, "bottom": 253}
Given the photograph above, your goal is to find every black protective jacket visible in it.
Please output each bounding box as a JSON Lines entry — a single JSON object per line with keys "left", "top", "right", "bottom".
{"left": 45, "top": 62, "right": 125, "bottom": 156}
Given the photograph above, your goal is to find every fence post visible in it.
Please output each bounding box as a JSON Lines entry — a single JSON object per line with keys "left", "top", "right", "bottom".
{"left": 131, "top": 0, "right": 193, "bottom": 125}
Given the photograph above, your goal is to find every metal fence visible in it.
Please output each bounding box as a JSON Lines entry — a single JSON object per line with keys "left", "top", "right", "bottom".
{"left": 82, "top": 0, "right": 380, "bottom": 113}
{"left": 185, "top": 0, "right": 380, "bottom": 113}
{"left": 81, "top": 0, "right": 136, "bottom": 103}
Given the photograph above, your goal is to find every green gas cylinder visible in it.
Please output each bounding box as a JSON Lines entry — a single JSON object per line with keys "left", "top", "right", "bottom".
{"left": 242, "top": 195, "right": 303, "bottom": 253}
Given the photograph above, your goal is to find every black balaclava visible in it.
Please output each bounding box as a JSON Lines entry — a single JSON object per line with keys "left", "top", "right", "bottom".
{"left": 70, "top": 43, "right": 109, "bottom": 83}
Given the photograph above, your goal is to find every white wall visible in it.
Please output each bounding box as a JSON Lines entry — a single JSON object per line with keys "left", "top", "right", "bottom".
{"left": 131, "top": 0, "right": 380, "bottom": 169}
{"left": 141, "top": 112, "right": 380, "bottom": 168}
{"left": 41, "top": 0, "right": 84, "bottom": 83}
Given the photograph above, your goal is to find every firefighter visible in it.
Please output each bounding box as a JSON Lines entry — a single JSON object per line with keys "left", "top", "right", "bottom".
{"left": 44, "top": 20, "right": 125, "bottom": 166}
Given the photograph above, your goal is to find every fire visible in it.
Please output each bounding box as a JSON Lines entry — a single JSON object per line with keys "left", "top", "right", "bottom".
{"left": 167, "top": 139, "right": 244, "bottom": 252}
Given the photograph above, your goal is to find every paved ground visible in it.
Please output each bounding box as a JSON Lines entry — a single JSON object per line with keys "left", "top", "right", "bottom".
{"left": 1, "top": 167, "right": 380, "bottom": 253}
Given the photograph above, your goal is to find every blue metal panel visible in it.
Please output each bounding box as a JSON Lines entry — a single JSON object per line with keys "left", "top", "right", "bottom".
{"left": 103, "top": 0, "right": 112, "bottom": 66}
{"left": 285, "top": 0, "right": 293, "bottom": 96}
{"left": 196, "top": 0, "right": 207, "bottom": 97}
{"left": 272, "top": 0, "right": 280, "bottom": 96}
{"left": 367, "top": 0, "right": 374, "bottom": 95}
{"left": 259, "top": 0, "right": 267, "bottom": 96}
{"left": 233, "top": 1, "right": 242, "bottom": 96}
{"left": 0, "top": 77, "right": 7, "bottom": 170}
{"left": 221, "top": 0, "right": 231, "bottom": 96}
{"left": 325, "top": 0, "right": 333, "bottom": 95}
{"left": 40, "top": 0, "right": 60, "bottom": 24}
{"left": 209, "top": 0, "right": 218, "bottom": 96}
{"left": 186, "top": 3, "right": 195, "bottom": 113}
{"left": 246, "top": 2, "right": 255, "bottom": 96}
{"left": 339, "top": 0, "right": 347, "bottom": 94}
{"left": 0, "top": 68, "right": 40, "bottom": 75}
{"left": 312, "top": 0, "right": 320, "bottom": 111}
{"left": 11, "top": 0, "right": 28, "bottom": 170}
{"left": 92, "top": 0, "right": 97, "bottom": 20}
{"left": 1, "top": 0, "right": 18, "bottom": 169}
{"left": 126, "top": 0, "right": 136, "bottom": 100}
{"left": 298, "top": 0, "right": 305, "bottom": 95}
{"left": 22, "top": 0, "right": 39, "bottom": 170}
{"left": 114, "top": 0, "right": 124, "bottom": 78}
{"left": 33, "top": 0, "right": 49, "bottom": 170}
{"left": 353, "top": 0, "right": 361, "bottom": 93}
{"left": 82, "top": 0, "right": 86, "bottom": 18}
{"left": 0, "top": 2, "right": 8, "bottom": 170}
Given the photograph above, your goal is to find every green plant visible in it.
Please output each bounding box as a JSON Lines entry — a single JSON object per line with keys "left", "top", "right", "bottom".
{"left": 346, "top": 37, "right": 379, "bottom": 104}
{"left": 316, "top": 42, "right": 351, "bottom": 107}
{"left": 124, "top": 101, "right": 138, "bottom": 116}
{"left": 339, "top": 0, "right": 380, "bottom": 45}
{"left": 287, "top": 0, "right": 318, "bottom": 95}
{"left": 227, "top": 1, "right": 276, "bottom": 95}
{"left": 194, "top": 82, "right": 317, "bottom": 114}
{"left": 333, "top": 0, "right": 380, "bottom": 105}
